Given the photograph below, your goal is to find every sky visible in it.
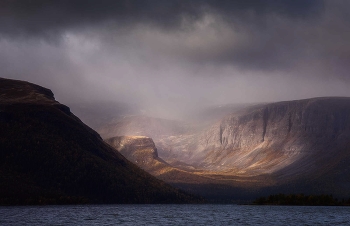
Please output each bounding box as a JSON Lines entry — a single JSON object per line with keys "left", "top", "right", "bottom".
{"left": 1, "top": 0, "right": 350, "bottom": 119}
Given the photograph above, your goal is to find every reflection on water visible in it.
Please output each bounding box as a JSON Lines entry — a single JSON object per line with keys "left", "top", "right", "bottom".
{"left": 0, "top": 204, "right": 349, "bottom": 225}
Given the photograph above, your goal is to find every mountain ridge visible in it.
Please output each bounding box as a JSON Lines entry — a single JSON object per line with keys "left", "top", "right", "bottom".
{"left": 0, "top": 77, "right": 202, "bottom": 205}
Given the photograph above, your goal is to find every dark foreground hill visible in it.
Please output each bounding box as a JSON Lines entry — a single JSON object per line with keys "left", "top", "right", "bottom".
{"left": 0, "top": 77, "right": 201, "bottom": 205}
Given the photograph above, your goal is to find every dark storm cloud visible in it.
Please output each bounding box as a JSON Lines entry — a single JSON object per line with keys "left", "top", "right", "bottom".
{"left": 1, "top": 0, "right": 350, "bottom": 119}
{"left": 0, "top": 0, "right": 322, "bottom": 37}
{"left": 0, "top": 0, "right": 327, "bottom": 72}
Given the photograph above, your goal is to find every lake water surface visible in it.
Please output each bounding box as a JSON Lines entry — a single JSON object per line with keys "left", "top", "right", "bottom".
{"left": 1, "top": 204, "right": 349, "bottom": 225}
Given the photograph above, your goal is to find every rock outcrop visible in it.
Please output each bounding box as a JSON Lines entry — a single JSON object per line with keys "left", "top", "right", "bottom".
{"left": 105, "top": 136, "right": 168, "bottom": 172}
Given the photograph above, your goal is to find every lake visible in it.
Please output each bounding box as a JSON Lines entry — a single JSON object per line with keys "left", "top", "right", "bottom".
{"left": 1, "top": 204, "right": 349, "bottom": 225}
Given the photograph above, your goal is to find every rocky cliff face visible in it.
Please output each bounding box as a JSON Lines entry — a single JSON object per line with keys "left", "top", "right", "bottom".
{"left": 160, "top": 98, "right": 350, "bottom": 177}
{"left": 0, "top": 77, "right": 201, "bottom": 205}
{"left": 105, "top": 136, "right": 167, "bottom": 171}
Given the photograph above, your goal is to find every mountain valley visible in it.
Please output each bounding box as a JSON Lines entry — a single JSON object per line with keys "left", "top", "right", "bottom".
{"left": 2, "top": 76, "right": 350, "bottom": 203}
{"left": 95, "top": 98, "right": 350, "bottom": 200}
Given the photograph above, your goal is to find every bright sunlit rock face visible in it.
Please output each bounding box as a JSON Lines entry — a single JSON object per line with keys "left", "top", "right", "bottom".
{"left": 105, "top": 136, "right": 171, "bottom": 174}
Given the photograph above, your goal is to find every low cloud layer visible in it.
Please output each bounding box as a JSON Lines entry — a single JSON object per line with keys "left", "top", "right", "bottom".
{"left": 1, "top": 1, "right": 350, "bottom": 119}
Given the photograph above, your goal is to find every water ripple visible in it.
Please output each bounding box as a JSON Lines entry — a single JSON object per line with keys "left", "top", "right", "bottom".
{"left": 0, "top": 204, "right": 349, "bottom": 225}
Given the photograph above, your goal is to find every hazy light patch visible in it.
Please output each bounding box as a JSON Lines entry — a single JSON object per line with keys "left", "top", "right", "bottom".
{"left": 3, "top": 30, "right": 350, "bottom": 120}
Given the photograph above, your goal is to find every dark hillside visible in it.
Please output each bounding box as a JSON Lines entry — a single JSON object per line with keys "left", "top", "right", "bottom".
{"left": 0, "top": 77, "right": 201, "bottom": 205}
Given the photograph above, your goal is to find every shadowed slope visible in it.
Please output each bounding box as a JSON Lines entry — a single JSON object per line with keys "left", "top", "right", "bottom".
{"left": 0, "top": 77, "right": 202, "bottom": 205}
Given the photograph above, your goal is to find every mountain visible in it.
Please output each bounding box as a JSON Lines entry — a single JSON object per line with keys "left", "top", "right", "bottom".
{"left": 171, "top": 97, "right": 350, "bottom": 174}
{"left": 0, "top": 77, "right": 202, "bottom": 205}
{"left": 100, "top": 97, "right": 350, "bottom": 201}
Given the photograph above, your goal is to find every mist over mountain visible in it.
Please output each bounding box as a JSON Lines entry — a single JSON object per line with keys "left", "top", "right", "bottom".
{"left": 70, "top": 101, "right": 140, "bottom": 130}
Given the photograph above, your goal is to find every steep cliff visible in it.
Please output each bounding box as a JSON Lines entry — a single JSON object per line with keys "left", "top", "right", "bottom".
{"left": 182, "top": 98, "right": 350, "bottom": 176}
{"left": 105, "top": 136, "right": 168, "bottom": 172}
{"left": 142, "top": 98, "right": 350, "bottom": 198}
{"left": 0, "top": 77, "right": 201, "bottom": 205}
